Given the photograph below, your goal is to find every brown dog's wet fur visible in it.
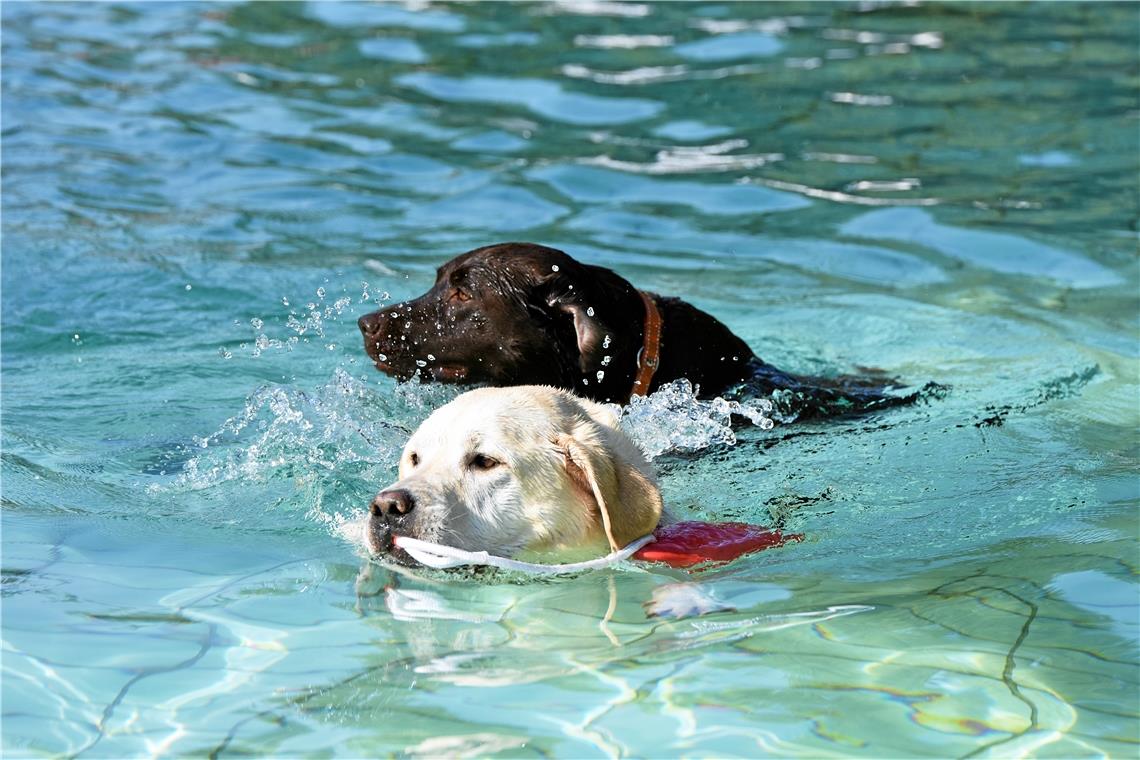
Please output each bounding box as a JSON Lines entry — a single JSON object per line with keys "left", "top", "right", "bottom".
{"left": 359, "top": 242, "right": 923, "bottom": 420}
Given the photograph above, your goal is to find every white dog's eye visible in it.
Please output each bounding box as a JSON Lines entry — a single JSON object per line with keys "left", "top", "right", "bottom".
{"left": 409, "top": 452, "right": 420, "bottom": 467}
{"left": 467, "top": 453, "right": 501, "bottom": 471}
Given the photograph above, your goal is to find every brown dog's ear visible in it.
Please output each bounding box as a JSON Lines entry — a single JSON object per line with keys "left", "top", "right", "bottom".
{"left": 556, "top": 423, "right": 662, "bottom": 552}
{"left": 543, "top": 279, "right": 618, "bottom": 375}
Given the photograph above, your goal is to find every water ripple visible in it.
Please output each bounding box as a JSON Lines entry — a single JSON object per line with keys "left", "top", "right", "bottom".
{"left": 396, "top": 72, "right": 665, "bottom": 126}
{"left": 2, "top": 1, "right": 1137, "bottom": 756}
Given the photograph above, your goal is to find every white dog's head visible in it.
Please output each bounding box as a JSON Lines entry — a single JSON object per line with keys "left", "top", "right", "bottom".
{"left": 366, "top": 386, "right": 662, "bottom": 564}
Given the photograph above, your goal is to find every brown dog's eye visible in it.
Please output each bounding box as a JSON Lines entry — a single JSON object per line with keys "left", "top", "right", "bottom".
{"left": 409, "top": 452, "right": 420, "bottom": 466}
{"left": 468, "top": 454, "right": 500, "bottom": 471}
{"left": 448, "top": 288, "right": 471, "bottom": 303}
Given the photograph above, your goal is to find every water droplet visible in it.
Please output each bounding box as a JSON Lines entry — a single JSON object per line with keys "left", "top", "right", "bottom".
{"left": 415, "top": 359, "right": 427, "bottom": 368}
{"left": 582, "top": 378, "right": 589, "bottom": 385}
{"left": 316, "top": 287, "right": 326, "bottom": 299}
{"left": 551, "top": 264, "right": 560, "bottom": 272}
{"left": 377, "top": 353, "right": 387, "bottom": 361}
{"left": 601, "top": 355, "right": 611, "bottom": 366}
{"left": 281, "top": 296, "right": 290, "bottom": 306}
{"left": 184, "top": 284, "right": 192, "bottom": 291}
{"left": 427, "top": 354, "right": 436, "bottom": 361}
{"left": 596, "top": 370, "right": 605, "bottom": 381}
{"left": 602, "top": 335, "right": 612, "bottom": 349}
{"left": 586, "top": 307, "right": 595, "bottom": 317}
{"left": 218, "top": 347, "right": 232, "bottom": 359}
{"left": 251, "top": 317, "right": 263, "bottom": 330}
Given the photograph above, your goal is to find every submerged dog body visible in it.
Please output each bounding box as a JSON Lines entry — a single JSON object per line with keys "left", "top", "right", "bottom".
{"left": 367, "top": 386, "right": 663, "bottom": 564}
{"left": 359, "top": 242, "right": 915, "bottom": 418}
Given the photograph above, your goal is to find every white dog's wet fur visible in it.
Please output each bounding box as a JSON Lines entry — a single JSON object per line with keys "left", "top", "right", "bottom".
{"left": 367, "top": 385, "right": 664, "bottom": 565}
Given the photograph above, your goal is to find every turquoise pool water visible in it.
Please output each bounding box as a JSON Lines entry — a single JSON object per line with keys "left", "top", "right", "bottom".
{"left": 3, "top": 1, "right": 1137, "bottom": 756}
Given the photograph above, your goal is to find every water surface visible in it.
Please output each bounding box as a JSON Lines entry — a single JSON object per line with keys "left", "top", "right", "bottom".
{"left": 3, "top": 2, "right": 1138, "bottom": 756}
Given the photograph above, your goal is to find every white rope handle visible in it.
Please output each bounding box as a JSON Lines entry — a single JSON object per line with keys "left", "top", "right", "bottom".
{"left": 394, "top": 534, "right": 656, "bottom": 575}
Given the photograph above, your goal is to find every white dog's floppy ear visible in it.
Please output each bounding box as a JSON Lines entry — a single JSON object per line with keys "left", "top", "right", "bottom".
{"left": 557, "top": 422, "right": 662, "bottom": 552}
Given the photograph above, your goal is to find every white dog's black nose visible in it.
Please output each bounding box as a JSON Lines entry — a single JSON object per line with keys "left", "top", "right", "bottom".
{"left": 371, "top": 489, "right": 415, "bottom": 518}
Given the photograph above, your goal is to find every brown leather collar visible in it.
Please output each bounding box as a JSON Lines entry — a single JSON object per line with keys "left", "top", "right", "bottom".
{"left": 630, "top": 290, "right": 662, "bottom": 399}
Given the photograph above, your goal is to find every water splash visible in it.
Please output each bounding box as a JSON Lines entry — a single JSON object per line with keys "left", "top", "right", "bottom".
{"left": 309, "top": 492, "right": 372, "bottom": 558}
{"left": 157, "top": 368, "right": 464, "bottom": 542}
{"left": 616, "top": 379, "right": 775, "bottom": 460}
{"left": 225, "top": 282, "right": 391, "bottom": 359}
{"left": 170, "top": 369, "right": 400, "bottom": 492}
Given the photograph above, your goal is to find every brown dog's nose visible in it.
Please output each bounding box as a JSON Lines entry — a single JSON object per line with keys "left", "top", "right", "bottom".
{"left": 370, "top": 489, "right": 415, "bottom": 518}
{"left": 358, "top": 312, "right": 379, "bottom": 336}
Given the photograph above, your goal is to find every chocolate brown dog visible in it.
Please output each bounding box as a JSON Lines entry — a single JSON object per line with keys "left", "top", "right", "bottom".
{"left": 358, "top": 242, "right": 915, "bottom": 419}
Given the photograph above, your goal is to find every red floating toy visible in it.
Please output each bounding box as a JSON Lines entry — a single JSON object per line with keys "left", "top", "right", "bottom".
{"left": 633, "top": 521, "right": 801, "bottom": 568}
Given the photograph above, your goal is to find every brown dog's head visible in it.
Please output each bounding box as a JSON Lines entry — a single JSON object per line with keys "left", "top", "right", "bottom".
{"left": 358, "top": 243, "right": 645, "bottom": 401}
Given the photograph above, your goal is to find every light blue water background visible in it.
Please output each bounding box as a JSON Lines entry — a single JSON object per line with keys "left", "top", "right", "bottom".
{"left": 3, "top": 2, "right": 1138, "bottom": 756}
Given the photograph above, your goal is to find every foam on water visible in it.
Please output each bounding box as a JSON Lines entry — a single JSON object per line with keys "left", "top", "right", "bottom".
{"left": 615, "top": 379, "right": 776, "bottom": 460}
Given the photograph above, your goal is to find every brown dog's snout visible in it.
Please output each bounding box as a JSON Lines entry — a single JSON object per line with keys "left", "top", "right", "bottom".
{"left": 371, "top": 489, "right": 416, "bottom": 519}
{"left": 358, "top": 311, "right": 381, "bottom": 336}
